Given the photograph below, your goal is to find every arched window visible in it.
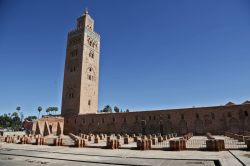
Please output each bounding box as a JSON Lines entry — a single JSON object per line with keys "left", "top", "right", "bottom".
{"left": 68, "top": 88, "right": 75, "bottom": 99}
{"left": 87, "top": 67, "right": 95, "bottom": 81}
{"left": 89, "top": 50, "right": 94, "bottom": 59}
{"left": 87, "top": 36, "right": 97, "bottom": 49}
{"left": 70, "top": 66, "right": 77, "bottom": 72}
{"left": 167, "top": 114, "right": 171, "bottom": 119}
{"left": 181, "top": 114, "right": 184, "bottom": 120}
{"left": 68, "top": 92, "right": 74, "bottom": 99}
{"left": 245, "top": 111, "right": 248, "bottom": 117}
{"left": 211, "top": 112, "right": 215, "bottom": 119}
{"left": 71, "top": 49, "right": 78, "bottom": 58}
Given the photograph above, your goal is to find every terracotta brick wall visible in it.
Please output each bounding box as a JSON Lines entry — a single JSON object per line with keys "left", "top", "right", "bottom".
{"left": 63, "top": 104, "right": 250, "bottom": 135}
{"left": 32, "top": 116, "right": 64, "bottom": 136}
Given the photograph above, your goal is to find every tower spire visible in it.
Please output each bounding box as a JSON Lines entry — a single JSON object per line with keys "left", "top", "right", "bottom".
{"left": 84, "top": 7, "right": 88, "bottom": 15}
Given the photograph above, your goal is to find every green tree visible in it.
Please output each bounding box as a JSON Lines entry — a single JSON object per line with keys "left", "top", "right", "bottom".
{"left": 46, "top": 108, "right": 50, "bottom": 115}
{"left": 16, "top": 106, "right": 21, "bottom": 118}
{"left": 11, "top": 112, "right": 22, "bottom": 131}
{"left": 0, "top": 111, "right": 25, "bottom": 130}
{"left": 16, "top": 106, "right": 24, "bottom": 122}
{"left": 54, "top": 107, "right": 58, "bottom": 115}
{"left": 16, "top": 106, "right": 21, "bottom": 112}
{"left": 102, "top": 105, "right": 112, "bottom": 113}
{"left": 46, "top": 107, "right": 58, "bottom": 115}
{"left": 114, "top": 106, "right": 120, "bottom": 113}
{"left": 38, "top": 106, "right": 42, "bottom": 118}
{"left": 126, "top": 109, "right": 130, "bottom": 112}
{"left": 24, "top": 116, "right": 37, "bottom": 121}
{"left": 0, "top": 114, "right": 12, "bottom": 129}
{"left": 20, "top": 112, "right": 24, "bottom": 122}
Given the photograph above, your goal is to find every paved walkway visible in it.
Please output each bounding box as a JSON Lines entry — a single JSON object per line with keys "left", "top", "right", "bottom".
{"left": 0, "top": 144, "right": 249, "bottom": 166}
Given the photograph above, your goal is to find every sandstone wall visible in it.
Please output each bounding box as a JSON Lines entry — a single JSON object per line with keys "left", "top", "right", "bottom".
{"left": 64, "top": 103, "right": 250, "bottom": 135}
{"left": 31, "top": 116, "right": 64, "bottom": 136}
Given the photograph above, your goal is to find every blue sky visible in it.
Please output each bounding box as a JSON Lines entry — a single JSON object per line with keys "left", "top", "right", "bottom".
{"left": 0, "top": 0, "right": 250, "bottom": 117}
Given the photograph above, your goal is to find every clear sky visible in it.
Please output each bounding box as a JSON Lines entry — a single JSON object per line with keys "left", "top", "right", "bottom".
{"left": 0, "top": 0, "right": 250, "bottom": 117}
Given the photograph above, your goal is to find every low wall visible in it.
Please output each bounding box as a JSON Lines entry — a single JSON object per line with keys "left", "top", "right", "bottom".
{"left": 1, "top": 131, "right": 26, "bottom": 137}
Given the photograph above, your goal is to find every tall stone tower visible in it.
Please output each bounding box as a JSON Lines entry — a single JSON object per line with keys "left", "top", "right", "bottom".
{"left": 61, "top": 9, "right": 100, "bottom": 116}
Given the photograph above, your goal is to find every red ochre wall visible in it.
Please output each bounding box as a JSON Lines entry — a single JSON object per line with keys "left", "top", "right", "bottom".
{"left": 31, "top": 116, "right": 64, "bottom": 136}
{"left": 63, "top": 103, "right": 250, "bottom": 135}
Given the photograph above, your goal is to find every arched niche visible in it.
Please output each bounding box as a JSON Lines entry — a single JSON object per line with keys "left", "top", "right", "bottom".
{"left": 178, "top": 119, "right": 188, "bottom": 135}
{"left": 228, "top": 118, "right": 239, "bottom": 134}
{"left": 194, "top": 119, "right": 204, "bottom": 135}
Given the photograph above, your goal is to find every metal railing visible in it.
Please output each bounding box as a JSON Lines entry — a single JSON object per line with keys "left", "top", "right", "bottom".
{"left": 224, "top": 139, "right": 247, "bottom": 149}
{"left": 152, "top": 141, "right": 170, "bottom": 149}
{"left": 151, "top": 138, "right": 247, "bottom": 150}
{"left": 186, "top": 139, "right": 206, "bottom": 149}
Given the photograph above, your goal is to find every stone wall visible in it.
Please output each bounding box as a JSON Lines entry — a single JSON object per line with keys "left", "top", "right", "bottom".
{"left": 0, "top": 131, "right": 26, "bottom": 137}
{"left": 31, "top": 116, "right": 64, "bottom": 136}
{"left": 61, "top": 10, "right": 100, "bottom": 116}
{"left": 64, "top": 103, "right": 250, "bottom": 135}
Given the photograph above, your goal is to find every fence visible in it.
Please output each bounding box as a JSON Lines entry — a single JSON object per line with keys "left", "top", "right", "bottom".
{"left": 186, "top": 139, "right": 206, "bottom": 149}
{"left": 152, "top": 140, "right": 170, "bottom": 149}
{"left": 151, "top": 137, "right": 247, "bottom": 150}
{"left": 224, "top": 139, "right": 247, "bottom": 149}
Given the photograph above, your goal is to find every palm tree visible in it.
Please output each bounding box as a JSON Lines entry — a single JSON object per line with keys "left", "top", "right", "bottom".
{"left": 16, "top": 106, "right": 21, "bottom": 114}
{"left": 46, "top": 108, "right": 50, "bottom": 115}
{"left": 45, "top": 107, "right": 58, "bottom": 116}
{"left": 54, "top": 107, "right": 58, "bottom": 115}
{"left": 16, "top": 106, "right": 22, "bottom": 122}
{"left": 38, "top": 106, "right": 42, "bottom": 118}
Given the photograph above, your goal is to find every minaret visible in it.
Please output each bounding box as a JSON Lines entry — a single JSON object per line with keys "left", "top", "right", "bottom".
{"left": 61, "top": 9, "right": 100, "bottom": 116}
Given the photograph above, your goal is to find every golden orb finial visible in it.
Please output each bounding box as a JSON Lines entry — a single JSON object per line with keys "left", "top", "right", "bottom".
{"left": 84, "top": 7, "right": 89, "bottom": 15}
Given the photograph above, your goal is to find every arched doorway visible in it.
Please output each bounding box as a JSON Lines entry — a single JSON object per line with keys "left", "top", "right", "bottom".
{"left": 159, "top": 120, "right": 163, "bottom": 135}
{"left": 179, "top": 120, "right": 188, "bottom": 135}
{"left": 141, "top": 120, "right": 146, "bottom": 135}
{"left": 195, "top": 119, "right": 204, "bottom": 135}
{"left": 49, "top": 125, "right": 53, "bottom": 134}
{"left": 165, "top": 120, "right": 173, "bottom": 134}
